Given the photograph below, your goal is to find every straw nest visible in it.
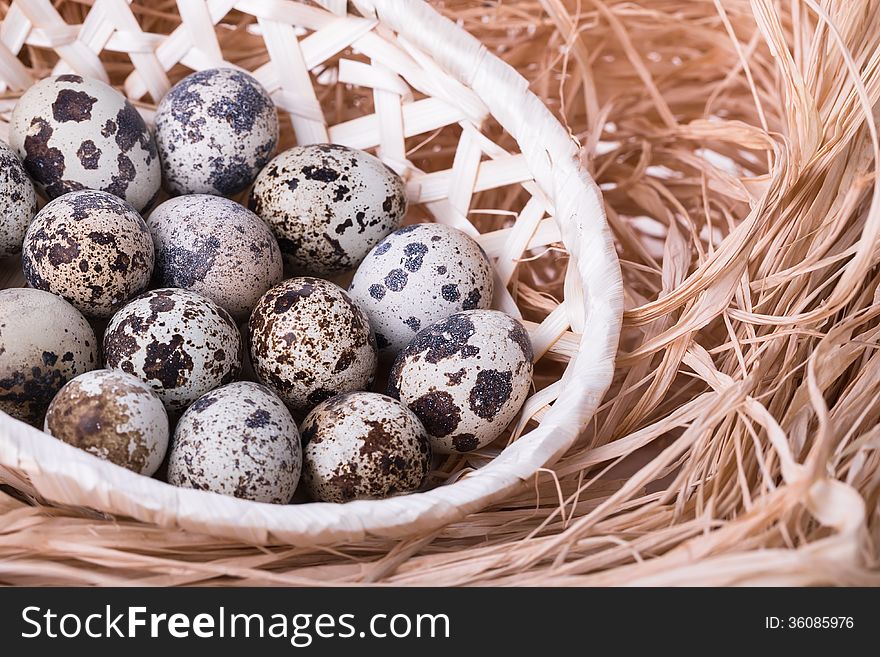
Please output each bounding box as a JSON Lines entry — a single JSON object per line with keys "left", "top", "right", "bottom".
{"left": 1, "top": 0, "right": 879, "bottom": 585}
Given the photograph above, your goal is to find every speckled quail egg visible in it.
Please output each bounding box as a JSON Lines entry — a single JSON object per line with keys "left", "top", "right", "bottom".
{"left": 44, "top": 369, "right": 169, "bottom": 475}
{"left": 0, "top": 140, "right": 37, "bottom": 258}
{"left": 21, "top": 189, "right": 154, "bottom": 319}
{"left": 103, "top": 288, "right": 242, "bottom": 412}
{"left": 154, "top": 68, "right": 278, "bottom": 196}
{"left": 349, "top": 223, "right": 494, "bottom": 355}
{"left": 0, "top": 288, "right": 97, "bottom": 426}
{"left": 8, "top": 74, "right": 160, "bottom": 211}
{"left": 249, "top": 144, "right": 406, "bottom": 276}
{"left": 248, "top": 277, "right": 377, "bottom": 415}
{"left": 301, "top": 392, "right": 431, "bottom": 503}
{"left": 167, "top": 381, "right": 301, "bottom": 503}
{"left": 147, "top": 195, "right": 283, "bottom": 322}
{"left": 388, "top": 310, "right": 533, "bottom": 454}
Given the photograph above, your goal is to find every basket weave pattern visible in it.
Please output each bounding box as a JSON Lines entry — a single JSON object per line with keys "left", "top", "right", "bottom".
{"left": 1, "top": 0, "right": 878, "bottom": 585}
{"left": 0, "top": 1, "right": 623, "bottom": 550}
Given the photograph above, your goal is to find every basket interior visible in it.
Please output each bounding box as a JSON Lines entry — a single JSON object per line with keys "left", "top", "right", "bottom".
{"left": 0, "top": 0, "right": 621, "bottom": 544}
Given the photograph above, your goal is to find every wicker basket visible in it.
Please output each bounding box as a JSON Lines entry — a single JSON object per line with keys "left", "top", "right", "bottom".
{"left": 0, "top": 0, "right": 622, "bottom": 545}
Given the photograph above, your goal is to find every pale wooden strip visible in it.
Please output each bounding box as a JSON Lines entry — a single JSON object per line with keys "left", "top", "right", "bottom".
{"left": 0, "top": 39, "right": 32, "bottom": 90}
{"left": 495, "top": 195, "right": 546, "bottom": 285}
{"left": 299, "top": 16, "right": 376, "bottom": 69}
{"left": 270, "top": 89, "right": 323, "bottom": 122}
{"left": 0, "top": 99, "right": 16, "bottom": 117}
{"left": 99, "top": 0, "right": 170, "bottom": 100}
{"left": 446, "top": 125, "right": 483, "bottom": 216}
{"left": 177, "top": 47, "right": 230, "bottom": 75}
{"left": 0, "top": 3, "right": 31, "bottom": 54}
{"left": 372, "top": 66, "right": 407, "bottom": 173}
{"left": 51, "top": 0, "right": 115, "bottom": 78}
{"left": 315, "top": 0, "right": 347, "bottom": 15}
{"left": 410, "top": 153, "right": 532, "bottom": 203}
{"left": 14, "top": 0, "right": 107, "bottom": 81}
{"left": 176, "top": 0, "right": 224, "bottom": 64}
{"left": 467, "top": 138, "right": 546, "bottom": 213}
{"left": 521, "top": 320, "right": 579, "bottom": 359}
{"left": 136, "top": 106, "right": 156, "bottom": 124}
{"left": 510, "top": 381, "right": 562, "bottom": 439}
{"left": 234, "top": 0, "right": 335, "bottom": 31}
{"left": 353, "top": 30, "right": 487, "bottom": 124}
{"left": 394, "top": 33, "right": 489, "bottom": 123}
{"left": 258, "top": 17, "right": 328, "bottom": 143}
{"left": 423, "top": 199, "right": 478, "bottom": 236}
{"left": 0, "top": 2, "right": 36, "bottom": 91}
{"left": 447, "top": 131, "right": 525, "bottom": 320}
{"left": 493, "top": 272, "right": 522, "bottom": 319}
{"left": 123, "top": 0, "right": 237, "bottom": 98}
{"left": 338, "top": 58, "right": 410, "bottom": 96}
{"left": 476, "top": 217, "right": 562, "bottom": 257}
{"left": 349, "top": 31, "right": 419, "bottom": 73}
{"left": 564, "top": 262, "right": 586, "bottom": 334}
{"left": 68, "top": 0, "right": 110, "bottom": 44}
{"left": 527, "top": 304, "right": 571, "bottom": 361}
{"left": 103, "top": 30, "right": 165, "bottom": 53}
{"left": 463, "top": 125, "right": 556, "bottom": 215}
{"left": 251, "top": 14, "right": 376, "bottom": 89}
{"left": 0, "top": 2, "right": 37, "bottom": 95}
{"left": 526, "top": 404, "right": 549, "bottom": 425}
{"left": 328, "top": 96, "right": 465, "bottom": 149}
{"left": 24, "top": 25, "right": 80, "bottom": 48}
{"left": 426, "top": 211, "right": 521, "bottom": 339}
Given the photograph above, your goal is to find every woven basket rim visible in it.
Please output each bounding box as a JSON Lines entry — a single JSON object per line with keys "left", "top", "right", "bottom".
{"left": 0, "top": 0, "right": 623, "bottom": 546}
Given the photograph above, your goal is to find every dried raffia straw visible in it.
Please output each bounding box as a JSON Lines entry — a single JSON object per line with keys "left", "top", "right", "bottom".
{"left": 0, "top": 0, "right": 879, "bottom": 585}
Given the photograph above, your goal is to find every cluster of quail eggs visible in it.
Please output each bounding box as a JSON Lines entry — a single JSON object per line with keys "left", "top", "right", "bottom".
{"left": 0, "top": 68, "right": 535, "bottom": 505}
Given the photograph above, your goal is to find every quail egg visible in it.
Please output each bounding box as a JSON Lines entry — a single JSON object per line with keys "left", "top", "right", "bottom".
{"left": 301, "top": 392, "right": 431, "bottom": 503}
{"left": 248, "top": 277, "right": 377, "bottom": 415}
{"left": 249, "top": 144, "right": 406, "bottom": 276}
{"left": 44, "top": 369, "right": 169, "bottom": 475}
{"left": 0, "top": 288, "right": 97, "bottom": 425}
{"left": 0, "top": 140, "right": 37, "bottom": 258}
{"left": 147, "top": 194, "right": 283, "bottom": 321}
{"left": 154, "top": 68, "right": 278, "bottom": 196}
{"left": 167, "top": 381, "right": 301, "bottom": 503}
{"left": 349, "top": 222, "right": 495, "bottom": 354}
{"left": 8, "top": 74, "right": 160, "bottom": 211}
{"left": 103, "top": 288, "right": 242, "bottom": 412}
{"left": 388, "top": 310, "right": 533, "bottom": 454}
{"left": 21, "top": 189, "right": 154, "bottom": 319}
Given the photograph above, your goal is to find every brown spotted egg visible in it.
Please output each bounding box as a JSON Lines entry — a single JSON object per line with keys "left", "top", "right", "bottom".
{"left": 249, "top": 144, "right": 406, "bottom": 276}
{"left": 388, "top": 310, "right": 533, "bottom": 454}
{"left": 0, "top": 288, "right": 97, "bottom": 426}
{"left": 349, "top": 223, "right": 495, "bottom": 355}
{"left": 0, "top": 140, "right": 37, "bottom": 258}
{"left": 44, "top": 369, "right": 169, "bottom": 476}
{"left": 8, "top": 74, "right": 160, "bottom": 211}
{"left": 301, "top": 392, "right": 431, "bottom": 503}
{"left": 167, "top": 382, "right": 301, "bottom": 503}
{"left": 248, "top": 277, "right": 377, "bottom": 416}
{"left": 103, "top": 288, "right": 242, "bottom": 412}
{"left": 155, "top": 68, "right": 278, "bottom": 196}
{"left": 147, "top": 195, "right": 283, "bottom": 322}
{"left": 21, "top": 190, "right": 154, "bottom": 319}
